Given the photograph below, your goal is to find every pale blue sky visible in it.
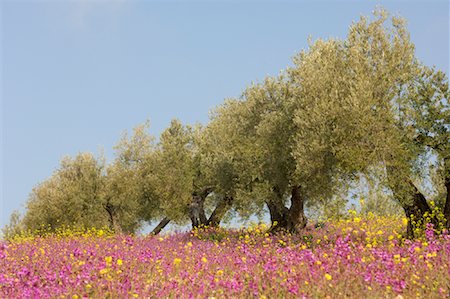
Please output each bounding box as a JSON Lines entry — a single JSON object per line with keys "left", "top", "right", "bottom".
{"left": 1, "top": 0, "right": 449, "bottom": 229}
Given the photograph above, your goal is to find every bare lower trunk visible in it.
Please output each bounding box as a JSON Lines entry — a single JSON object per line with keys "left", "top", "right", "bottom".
{"left": 266, "top": 200, "right": 289, "bottom": 232}
{"left": 151, "top": 217, "right": 170, "bottom": 235}
{"left": 207, "top": 196, "right": 233, "bottom": 227}
{"left": 444, "top": 178, "right": 450, "bottom": 229}
{"left": 401, "top": 193, "right": 430, "bottom": 239}
{"left": 189, "top": 187, "right": 213, "bottom": 229}
{"left": 267, "top": 186, "right": 307, "bottom": 233}
{"left": 189, "top": 194, "right": 204, "bottom": 228}
{"left": 387, "top": 166, "right": 432, "bottom": 239}
{"left": 403, "top": 181, "right": 432, "bottom": 239}
{"left": 104, "top": 202, "right": 122, "bottom": 234}
{"left": 287, "top": 186, "right": 307, "bottom": 232}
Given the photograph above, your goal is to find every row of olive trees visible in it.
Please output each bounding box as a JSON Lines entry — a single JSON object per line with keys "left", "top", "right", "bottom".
{"left": 199, "top": 9, "right": 449, "bottom": 237}
{"left": 4, "top": 9, "right": 449, "bottom": 238}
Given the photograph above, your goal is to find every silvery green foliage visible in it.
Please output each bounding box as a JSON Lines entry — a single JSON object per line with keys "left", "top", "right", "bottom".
{"left": 23, "top": 152, "right": 109, "bottom": 232}
{"left": 17, "top": 8, "right": 449, "bottom": 233}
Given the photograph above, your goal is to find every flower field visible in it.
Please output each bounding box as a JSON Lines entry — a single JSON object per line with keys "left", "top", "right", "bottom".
{"left": 1, "top": 215, "right": 449, "bottom": 298}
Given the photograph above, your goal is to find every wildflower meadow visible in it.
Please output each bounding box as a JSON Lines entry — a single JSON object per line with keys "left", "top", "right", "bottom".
{"left": 2, "top": 4, "right": 449, "bottom": 299}
{"left": 1, "top": 213, "right": 449, "bottom": 298}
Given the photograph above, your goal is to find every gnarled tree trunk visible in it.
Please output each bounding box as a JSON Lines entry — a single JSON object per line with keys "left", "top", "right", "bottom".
{"left": 189, "top": 187, "right": 213, "bottom": 229}
{"left": 387, "top": 166, "right": 432, "bottom": 239}
{"left": 104, "top": 202, "right": 122, "bottom": 234}
{"left": 287, "top": 186, "right": 307, "bottom": 232}
{"left": 401, "top": 183, "right": 432, "bottom": 239}
{"left": 267, "top": 185, "right": 307, "bottom": 233}
{"left": 266, "top": 200, "right": 289, "bottom": 232}
{"left": 444, "top": 178, "right": 450, "bottom": 229}
{"left": 207, "top": 196, "right": 233, "bottom": 227}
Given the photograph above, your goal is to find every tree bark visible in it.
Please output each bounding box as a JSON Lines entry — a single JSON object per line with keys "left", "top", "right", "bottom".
{"left": 151, "top": 217, "right": 170, "bottom": 235}
{"left": 207, "top": 196, "right": 233, "bottom": 227}
{"left": 104, "top": 202, "right": 122, "bottom": 234}
{"left": 287, "top": 185, "right": 307, "bottom": 232}
{"left": 268, "top": 186, "right": 289, "bottom": 231}
{"left": 189, "top": 187, "right": 213, "bottom": 229}
{"left": 267, "top": 185, "right": 308, "bottom": 233}
{"left": 189, "top": 194, "right": 202, "bottom": 228}
{"left": 444, "top": 178, "right": 450, "bottom": 229}
{"left": 386, "top": 166, "right": 432, "bottom": 238}
{"left": 266, "top": 200, "right": 289, "bottom": 232}
{"left": 401, "top": 182, "right": 432, "bottom": 239}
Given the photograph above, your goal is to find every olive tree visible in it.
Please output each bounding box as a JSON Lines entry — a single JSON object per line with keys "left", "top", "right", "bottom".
{"left": 22, "top": 153, "right": 108, "bottom": 232}
{"left": 408, "top": 67, "right": 449, "bottom": 228}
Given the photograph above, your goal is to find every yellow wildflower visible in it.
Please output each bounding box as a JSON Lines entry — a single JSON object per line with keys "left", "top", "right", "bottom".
{"left": 173, "top": 258, "right": 182, "bottom": 266}
{"left": 99, "top": 268, "right": 109, "bottom": 275}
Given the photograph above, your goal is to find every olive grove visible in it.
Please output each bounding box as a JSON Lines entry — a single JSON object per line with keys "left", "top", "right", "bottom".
{"left": 5, "top": 9, "right": 448, "bottom": 239}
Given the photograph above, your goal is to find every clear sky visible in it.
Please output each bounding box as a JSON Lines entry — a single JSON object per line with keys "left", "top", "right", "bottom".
{"left": 1, "top": 0, "right": 449, "bottom": 229}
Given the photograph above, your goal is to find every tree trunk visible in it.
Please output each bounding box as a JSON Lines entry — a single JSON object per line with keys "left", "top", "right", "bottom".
{"left": 444, "top": 178, "right": 450, "bottom": 229}
{"left": 104, "top": 202, "right": 122, "bottom": 234}
{"left": 414, "top": 138, "right": 449, "bottom": 231}
{"left": 266, "top": 200, "right": 289, "bottom": 232}
{"left": 207, "top": 196, "right": 233, "bottom": 227}
{"left": 189, "top": 194, "right": 202, "bottom": 228}
{"left": 287, "top": 186, "right": 307, "bottom": 232}
{"left": 151, "top": 217, "right": 170, "bottom": 235}
{"left": 387, "top": 166, "right": 432, "bottom": 238}
{"left": 267, "top": 185, "right": 308, "bottom": 233}
{"left": 401, "top": 186, "right": 431, "bottom": 239}
{"left": 189, "top": 187, "right": 213, "bottom": 229}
